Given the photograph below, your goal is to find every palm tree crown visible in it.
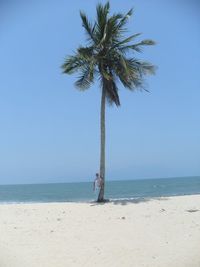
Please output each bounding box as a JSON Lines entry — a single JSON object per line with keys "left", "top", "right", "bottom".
{"left": 61, "top": 2, "right": 156, "bottom": 106}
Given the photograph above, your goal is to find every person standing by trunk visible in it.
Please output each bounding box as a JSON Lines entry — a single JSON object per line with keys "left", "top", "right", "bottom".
{"left": 93, "top": 173, "right": 103, "bottom": 201}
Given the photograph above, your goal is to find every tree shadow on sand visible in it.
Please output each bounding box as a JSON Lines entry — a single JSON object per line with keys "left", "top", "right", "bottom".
{"left": 90, "top": 197, "right": 169, "bottom": 206}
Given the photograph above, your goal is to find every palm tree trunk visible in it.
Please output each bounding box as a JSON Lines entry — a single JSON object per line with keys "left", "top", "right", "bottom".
{"left": 98, "top": 86, "right": 106, "bottom": 202}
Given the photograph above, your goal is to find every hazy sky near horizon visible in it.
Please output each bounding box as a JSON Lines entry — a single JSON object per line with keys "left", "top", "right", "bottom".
{"left": 0, "top": 0, "right": 200, "bottom": 184}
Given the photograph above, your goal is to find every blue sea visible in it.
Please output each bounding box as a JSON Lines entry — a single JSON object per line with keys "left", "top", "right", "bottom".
{"left": 0, "top": 176, "right": 199, "bottom": 204}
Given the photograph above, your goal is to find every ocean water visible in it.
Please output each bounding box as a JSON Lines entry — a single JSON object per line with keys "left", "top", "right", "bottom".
{"left": 0, "top": 176, "right": 199, "bottom": 204}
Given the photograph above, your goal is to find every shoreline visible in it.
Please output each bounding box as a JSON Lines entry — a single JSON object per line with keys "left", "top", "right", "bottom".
{"left": 0, "top": 193, "right": 200, "bottom": 205}
{"left": 1, "top": 194, "right": 200, "bottom": 267}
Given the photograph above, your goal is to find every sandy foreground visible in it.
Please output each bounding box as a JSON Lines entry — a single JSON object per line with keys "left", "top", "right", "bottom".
{"left": 0, "top": 195, "right": 200, "bottom": 267}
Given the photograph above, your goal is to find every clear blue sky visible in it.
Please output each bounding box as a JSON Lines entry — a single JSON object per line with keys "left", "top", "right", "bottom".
{"left": 0, "top": 0, "right": 199, "bottom": 184}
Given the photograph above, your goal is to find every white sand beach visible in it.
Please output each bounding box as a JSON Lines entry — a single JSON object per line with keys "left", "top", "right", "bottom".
{"left": 0, "top": 195, "right": 200, "bottom": 267}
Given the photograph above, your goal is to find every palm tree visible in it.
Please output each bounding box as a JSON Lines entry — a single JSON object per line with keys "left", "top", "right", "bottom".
{"left": 61, "top": 2, "right": 156, "bottom": 202}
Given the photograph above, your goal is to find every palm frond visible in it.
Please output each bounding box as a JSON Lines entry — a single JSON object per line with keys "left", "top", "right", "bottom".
{"left": 103, "top": 77, "right": 120, "bottom": 106}
{"left": 120, "top": 58, "right": 155, "bottom": 90}
{"left": 100, "top": 67, "right": 112, "bottom": 80}
{"left": 139, "top": 39, "right": 156, "bottom": 46}
{"left": 118, "top": 39, "right": 155, "bottom": 55}
{"left": 78, "top": 46, "right": 95, "bottom": 60}
{"left": 95, "top": 2, "right": 110, "bottom": 44}
{"left": 80, "top": 11, "right": 96, "bottom": 43}
{"left": 75, "top": 64, "right": 95, "bottom": 90}
{"left": 136, "top": 60, "right": 156, "bottom": 75}
{"left": 96, "top": 2, "right": 110, "bottom": 27}
{"left": 61, "top": 55, "right": 83, "bottom": 74}
{"left": 109, "top": 53, "right": 144, "bottom": 90}
{"left": 119, "top": 8, "right": 133, "bottom": 26}
{"left": 116, "top": 8, "right": 133, "bottom": 33}
{"left": 103, "top": 13, "right": 124, "bottom": 45}
{"left": 112, "top": 33, "right": 141, "bottom": 49}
